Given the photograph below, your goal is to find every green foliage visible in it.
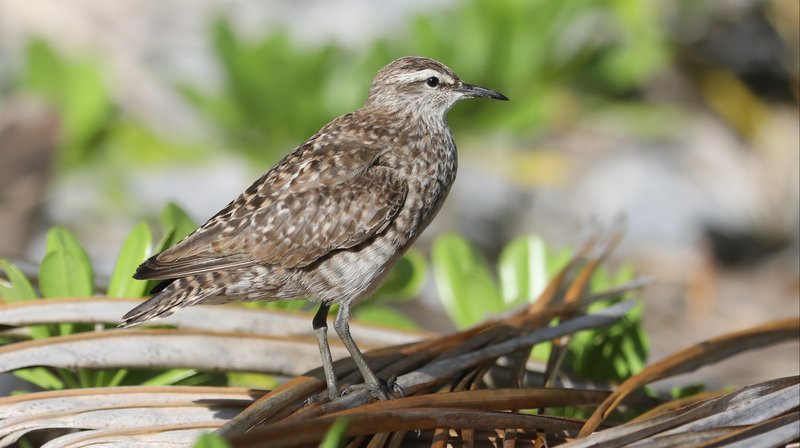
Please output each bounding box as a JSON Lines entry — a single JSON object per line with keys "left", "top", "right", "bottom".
{"left": 9, "top": 0, "right": 674, "bottom": 170}
{"left": 320, "top": 417, "right": 350, "bottom": 448}
{"left": 431, "top": 233, "right": 649, "bottom": 386}
{"left": 498, "top": 235, "right": 572, "bottom": 307}
{"left": 179, "top": 0, "right": 672, "bottom": 164}
{"left": 107, "top": 222, "right": 152, "bottom": 298}
{"left": 374, "top": 249, "right": 426, "bottom": 302}
{"left": 0, "top": 204, "right": 234, "bottom": 391}
{"left": 671, "top": 383, "right": 706, "bottom": 399}
{"left": 564, "top": 264, "right": 648, "bottom": 382}
{"left": 354, "top": 305, "right": 418, "bottom": 332}
{"left": 40, "top": 227, "right": 95, "bottom": 299}
{"left": 432, "top": 233, "right": 505, "bottom": 329}
{"left": 193, "top": 432, "right": 231, "bottom": 448}
{"left": 0, "top": 259, "right": 37, "bottom": 302}
{"left": 179, "top": 19, "right": 349, "bottom": 163}
{"left": 13, "top": 368, "right": 65, "bottom": 390}
{"left": 160, "top": 202, "right": 198, "bottom": 243}
{"left": 8, "top": 36, "right": 208, "bottom": 182}
{"left": 389, "top": 0, "right": 669, "bottom": 132}
{"left": 22, "top": 38, "right": 114, "bottom": 166}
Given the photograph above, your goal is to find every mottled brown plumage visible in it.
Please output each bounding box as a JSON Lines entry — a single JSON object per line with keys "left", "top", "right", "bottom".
{"left": 121, "top": 56, "right": 507, "bottom": 400}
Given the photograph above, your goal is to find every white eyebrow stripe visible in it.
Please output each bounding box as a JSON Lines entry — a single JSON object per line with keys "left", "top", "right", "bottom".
{"left": 389, "top": 68, "right": 455, "bottom": 85}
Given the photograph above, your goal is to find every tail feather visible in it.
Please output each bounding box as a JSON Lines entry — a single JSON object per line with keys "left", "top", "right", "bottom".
{"left": 119, "top": 293, "right": 181, "bottom": 327}
{"left": 119, "top": 277, "right": 218, "bottom": 327}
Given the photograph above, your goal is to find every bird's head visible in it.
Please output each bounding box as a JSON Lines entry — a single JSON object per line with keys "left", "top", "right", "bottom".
{"left": 365, "top": 56, "right": 507, "bottom": 120}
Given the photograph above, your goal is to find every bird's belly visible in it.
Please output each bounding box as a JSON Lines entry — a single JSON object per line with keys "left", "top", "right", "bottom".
{"left": 301, "top": 235, "right": 403, "bottom": 304}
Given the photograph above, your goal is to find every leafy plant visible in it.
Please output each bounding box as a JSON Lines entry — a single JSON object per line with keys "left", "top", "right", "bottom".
{"left": 6, "top": 37, "right": 209, "bottom": 178}
{"left": 179, "top": 20, "right": 351, "bottom": 163}
{"left": 180, "top": 0, "right": 673, "bottom": 165}
{"left": 390, "top": 0, "right": 670, "bottom": 132}
{"left": 193, "top": 432, "right": 232, "bottom": 448}
{"left": 320, "top": 417, "right": 351, "bottom": 448}
{"left": 21, "top": 38, "right": 114, "bottom": 167}
{"left": 0, "top": 203, "right": 216, "bottom": 391}
{"left": 431, "top": 233, "right": 649, "bottom": 387}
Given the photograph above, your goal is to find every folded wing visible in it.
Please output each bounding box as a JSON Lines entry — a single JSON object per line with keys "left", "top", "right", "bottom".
{"left": 134, "top": 163, "right": 407, "bottom": 280}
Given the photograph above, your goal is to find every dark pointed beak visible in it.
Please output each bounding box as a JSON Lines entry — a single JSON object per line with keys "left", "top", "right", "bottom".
{"left": 457, "top": 83, "right": 508, "bottom": 101}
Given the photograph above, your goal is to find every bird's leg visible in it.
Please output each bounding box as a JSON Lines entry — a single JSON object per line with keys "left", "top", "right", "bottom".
{"left": 333, "top": 304, "right": 391, "bottom": 400}
{"left": 312, "top": 303, "right": 339, "bottom": 401}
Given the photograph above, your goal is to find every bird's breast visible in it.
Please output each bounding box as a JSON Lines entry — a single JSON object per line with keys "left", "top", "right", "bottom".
{"left": 389, "top": 132, "right": 458, "bottom": 241}
{"left": 299, "top": 132, "right": 457, "bottom": 303}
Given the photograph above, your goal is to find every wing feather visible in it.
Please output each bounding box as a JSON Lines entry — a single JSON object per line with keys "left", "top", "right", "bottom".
{"left": 133, "top": 135, "right": 406, "bottom": 281}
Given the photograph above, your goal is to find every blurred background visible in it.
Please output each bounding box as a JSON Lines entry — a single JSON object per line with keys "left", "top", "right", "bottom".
{"left": 0, "top": 0, "right": 797, "bottom": 388}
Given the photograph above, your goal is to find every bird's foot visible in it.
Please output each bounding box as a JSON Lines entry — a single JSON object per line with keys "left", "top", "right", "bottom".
{"left": 303, "top": 391, "right": 329, "bottom": 407}
{"left": 302, "top": 387, "right": 339, "bottom": 407}
{"left": 385, "top": 375, "right": 406, "bottom": 398}
{"left": 340, "top": 375, "right": 404, "bottom": 400}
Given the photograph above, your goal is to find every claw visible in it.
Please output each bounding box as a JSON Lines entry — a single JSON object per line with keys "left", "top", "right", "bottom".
{"left": 339, "top": 377, "right": 401, "bottom": 400}
{"left": 339, "top": 384, "right": 356, "bottom": 397}
{"left": 370, "top": 382, "right": 391, "bottom": 401}
{"left": 385, "top": 375, "right": 406, "bottom": 398}
{"left": 303, "top": 391, "right": 331, "bottom": 407}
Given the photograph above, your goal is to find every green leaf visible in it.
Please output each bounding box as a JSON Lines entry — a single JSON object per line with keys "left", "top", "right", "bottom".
{"left": 0, "top": 259, "right": 38, "bottom": 302}
{"left": 227, "top": 372, "right": 279, "bottom": 389}
{"left": 671, "top": 383, "right": 706, "bottom": 399}
{"left": 354, "top": 304, "right": 418, "bottom": 331}
{"left": 259, "top": 299, "right": 309, "bottom": 311}
{"left": 104, "top": 369, "right": 129, "bottom": 387}
{"left": 0, "top": 255, "right": 51, "bottom": 338}
{"left": 498, "top": 235, "right": 549, "bottom": 306}
{"left": 23, "top": 39, "right": 112, "bottom": 166}
{"left": 23, "top": 39, "right": 64, "bottom": 98}
{"left": 59, "top": 60, "right": 112, "bottom": 160}
{"left": 39, "top": 250, "right": 93, "bottom": 299}
{"left": 320, "top": 417, "right": 350, "bottom": 448}
{"left": 622, "top": 335, "right": 645, "bottom": 374}
{"left": 153, "top": 228, "right": 177, "bottom": 255}
{"left": 77, "top": 369, "right": 94, "bottom": 388}
{"left": 590, "top": 266, "right": 612, "bottom": 293}
{"left": 373, "top": 250, "right": 426, "bottom": 302}
{"left": 614, "top": 262, "right": 636, "bottom": 285}
{"left": 44, "top": 227, "right": 94, "bottom": 296}
{"left": 141, "top": 369, "right": 199, "bottom": 386}
{"left": 193, "top": 432, "right": 231, "bottom": 448}
{"left": 108, "top": 222, "right": 153, "bottom": 298}
{"left": 530, "top": 341, "right": 552, "bottom": 361}
{"left": 432, "top": 233, "right": 503, "bottom": 329}
{"left": 160, "top": 202, "right": 197, "bottom": 244}
{"left": 546, "top": 247, "right": 573, "bottom": 279}
{"left": 13, "top": 367, "right": 65, "bottom": 390}
{"left": 56, "top": 368, "right": 80, "bottom": 388}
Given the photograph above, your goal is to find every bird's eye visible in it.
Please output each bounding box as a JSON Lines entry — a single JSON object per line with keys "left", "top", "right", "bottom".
{"left": 425, "top": 76, "right": 440, "bottom": 88}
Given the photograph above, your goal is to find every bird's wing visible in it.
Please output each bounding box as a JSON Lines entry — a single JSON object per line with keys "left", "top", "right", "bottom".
{"left": 242, "top": 166, "right": 407, "bottom": 267}
{"left": 134, "top": 139, "right": 407, "bottom": 280}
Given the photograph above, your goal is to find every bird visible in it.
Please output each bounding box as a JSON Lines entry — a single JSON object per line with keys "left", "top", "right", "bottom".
{"left": 120, "top": 56, "right": 507, "bottom": 400}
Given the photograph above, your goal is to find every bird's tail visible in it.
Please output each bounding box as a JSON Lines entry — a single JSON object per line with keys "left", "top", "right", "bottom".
{"left": 119, "top": 276, "right": 218, "bottom": 327}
